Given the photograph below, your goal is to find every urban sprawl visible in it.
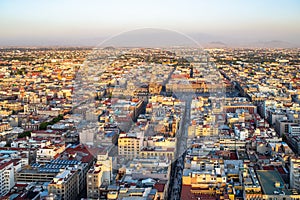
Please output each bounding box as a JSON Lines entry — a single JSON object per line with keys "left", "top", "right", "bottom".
{"left": 0, "top": 47, "right": 300, "bottom": 200}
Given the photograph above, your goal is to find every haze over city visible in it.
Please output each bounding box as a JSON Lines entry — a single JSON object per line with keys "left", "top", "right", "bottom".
{"left": 1, "top": 0, "right": 300, "bottom": 47}
{"left": 1, "top": 1, "right": 300, "bottom": 200}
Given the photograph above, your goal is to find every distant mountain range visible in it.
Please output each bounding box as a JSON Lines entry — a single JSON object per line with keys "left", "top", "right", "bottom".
{"left": 201, "top": 40, "right": 299, "bottom": 48}
{"left": 243, "top": 40, "right": 297, "bottom": 48}
{"left": 203, "top": 41, "right": 227, "bottom": 48}
{"left": 1, "top": 29, "right": 299, "bottom": 48}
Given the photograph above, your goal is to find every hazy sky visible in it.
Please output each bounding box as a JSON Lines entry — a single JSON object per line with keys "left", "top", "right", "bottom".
{"left": 0, "top": 0, "right": 300, "bottom": 46}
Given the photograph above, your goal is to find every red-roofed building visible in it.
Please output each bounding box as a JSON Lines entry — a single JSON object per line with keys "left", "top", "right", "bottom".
{"left": 154, "top": 182, "right": 167, "bottom": 200}
{"left": 230, "top": 152, "right": 238, "bottom": 160}
{"left": 63, "top": 144, "right": 96, "bottom": 164}
{"left": 181, "top": 185, "right": 224, "bottom": 200}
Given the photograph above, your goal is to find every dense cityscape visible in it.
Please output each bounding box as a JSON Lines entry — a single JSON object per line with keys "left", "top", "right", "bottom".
{"left": 0, "top": 47, "right": 299, "bottom": 200}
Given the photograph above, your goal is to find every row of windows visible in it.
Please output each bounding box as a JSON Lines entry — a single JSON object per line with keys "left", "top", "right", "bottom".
{"left": 88, "top": 178, "right": 99, "bottom": 182}
{"left": 119, "top": 151, "right": 136, "bottom": 154}
{"left": 119, "top": 144, "right": 140, "bottom": 146}
{"left": 88, "top": 190, "right": 98, "bottom": 193}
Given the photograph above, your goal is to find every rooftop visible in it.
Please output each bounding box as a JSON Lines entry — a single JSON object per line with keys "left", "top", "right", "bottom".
{"left": 256, "top": 170, "right": 291, "bottom": 195}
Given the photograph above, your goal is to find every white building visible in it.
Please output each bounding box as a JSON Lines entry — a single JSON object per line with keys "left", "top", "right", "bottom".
{"left": 289, "top": 124, "right": 300, "bottom": 136}
{"left": 0, "top": 161, "right": 15, "bottom": 196}
{"left": 290, "top": 157, "right": 300, "bottom": 190}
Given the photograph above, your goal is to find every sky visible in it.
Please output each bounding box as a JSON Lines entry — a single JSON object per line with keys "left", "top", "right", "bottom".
{"left": 0, "top": 0, "right": 300, "bottom": 47}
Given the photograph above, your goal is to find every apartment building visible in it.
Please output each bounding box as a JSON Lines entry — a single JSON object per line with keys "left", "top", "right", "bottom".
{"left": 0, "top": 161, "right": 15, "bottom": 196}
{"left": 118, "top": 132, "right": 143, "bottom": 159}
{"left": 48, "top": 170, "right": 79, "bottom": 200}
{"left": 290, "top": 157, "right": 300, "bottom": 190}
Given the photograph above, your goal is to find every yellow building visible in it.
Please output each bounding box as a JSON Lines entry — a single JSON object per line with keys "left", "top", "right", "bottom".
{"left": 182, "top": 170, "right": 227, "bottom": 197}
{"left": 188, "top": 124, "right": 218, "bottom": 137}
{"left": 118, "top": 133, "right": 143, "bottom": 159}
{"left": 139, "top": 147, "right": 175, "bottom": 160}
{"left": 290, "top": 157, "right": 300, "bottom": 190}
{"left": 0, "top": 123, "right": 11, "bottom": 133}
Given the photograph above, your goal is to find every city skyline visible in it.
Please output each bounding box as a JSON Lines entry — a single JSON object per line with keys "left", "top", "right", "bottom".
{"left": 1, "top": 0, "right": 300, "bottom": 47}
{"left": 2, "top": 1, "right": 300, "bottom": 199}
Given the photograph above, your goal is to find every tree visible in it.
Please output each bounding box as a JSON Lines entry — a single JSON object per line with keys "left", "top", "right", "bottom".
{"left": 18, "top": 131, "right": 31, "bottom": 138}
{"left": 39, "top": 114, "right": 64, "bottom": 130}
{"left": 39, "top": 122, "right": 49, "bottom": 130}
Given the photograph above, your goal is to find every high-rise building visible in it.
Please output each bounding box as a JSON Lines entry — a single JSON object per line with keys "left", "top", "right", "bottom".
{"left": 87, "top": 152, "right": 113, "bottom": 199}
{"left": 290, "top": 157, "right": 300, "bottom": 190}
{"left": 0, "top": 161, "right": 15, "bottom": 196}
{"left": 87, "top": 164, "right": 103, "bottom": 199}
{"left": 289, "top": 124, "right": 300, "bottom": 136}
{"left": 48, "top": 170, "right": 79, "bottom": 200}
